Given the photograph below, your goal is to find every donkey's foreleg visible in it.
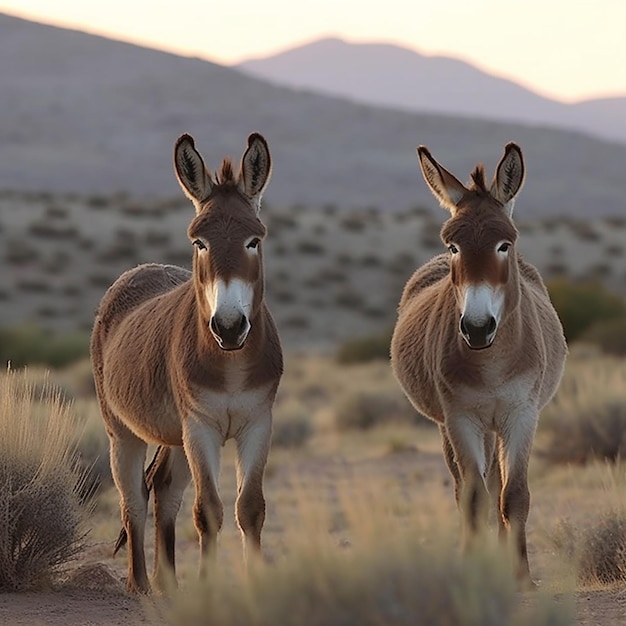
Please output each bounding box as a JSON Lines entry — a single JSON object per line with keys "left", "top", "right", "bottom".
{"left": 235, "top": 415, "right": 272, "bottom": 565}
{"left": 439, "top": 424, "right": 462, "bottom": 504}
{"left": 445, "top": 417, "right": 490, "bottom": 551}
{"left": 152, "top": 446, "right": 191, "bottom": 591}
{"left": 484, "top": 432, "right": 504, "bottom": 530}
{"left": 498, "top": 413, "right": 538, "bottom": 588}
{"left": 109, "top": 434, "right": 150, "bottom": 594}
{"left": 182, "top": 421, "right": 223, "bottom": 578}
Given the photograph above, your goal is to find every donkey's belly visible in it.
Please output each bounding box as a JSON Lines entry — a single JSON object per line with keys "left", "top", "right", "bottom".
{"left": 110, "top": 393, "right": 184, "bottom": 446}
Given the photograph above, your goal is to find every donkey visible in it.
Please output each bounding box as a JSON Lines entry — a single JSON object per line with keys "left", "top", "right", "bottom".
{"left": 91, "top": 133, "right": 283, "bottom": 593}
{"left": 390, "top": 143, "right": 567, "bottom": 587}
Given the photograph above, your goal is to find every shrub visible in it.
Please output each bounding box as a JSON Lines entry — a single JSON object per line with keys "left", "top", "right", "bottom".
{"left": 296, "top": 241, "right": 325, "bottom": 255}
{"left": 272, "top": 404, "right": 314, "bottom": 449}
{"left": 27, "top": 221, "right": 79, "bottom": 239}
{"left": 552, "top": 512, "right": 626, "bottom": 585}
{"left": 333, "top": 291, "right": 365, "bottom": 310}
{"left": 335, "top": 332, "right": 391, "bottom": 364}
{"left": 334, "top": 390, "right": 417, "bottom": 431}
{"left": 0, "top": 370, "right": 89, "bottom": 590}
{"left": 546, "top": 279, "right": 626, "bottom": 343}
{"left": 539, "top": 357, "right": 626, "bottom": 464}
{"left": 0, "top": 325, "right": 90, "bottom": 369}
{"left": 581, "top": 317, "right": 626, "bottom": 356}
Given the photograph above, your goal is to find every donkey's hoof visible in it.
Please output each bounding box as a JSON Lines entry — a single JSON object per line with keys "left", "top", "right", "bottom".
{"left": 517, "top": 576, "right": 539, "bottom": 592}
{"left": 125, "top": 578, "right": 152, "bottom": 595}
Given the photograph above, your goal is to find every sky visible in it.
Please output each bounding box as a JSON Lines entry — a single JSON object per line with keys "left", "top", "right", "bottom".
{"left": 2, "top": 0, "right": 625, "bottom": 103}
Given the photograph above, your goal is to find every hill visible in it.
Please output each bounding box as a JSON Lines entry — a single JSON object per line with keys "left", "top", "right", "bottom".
{"left": 2, "top": 13, "right": 626, "bottom": 217}
{"left": 237, "top": 37, "right": 626, "bottom": 145}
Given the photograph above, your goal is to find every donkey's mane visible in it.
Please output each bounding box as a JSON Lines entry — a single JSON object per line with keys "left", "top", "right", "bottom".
{"left": 469, "top": 165, "right": 489, "bottom": 193}
{"left": 215, "top": 158, "right": 237, "bottom": 185}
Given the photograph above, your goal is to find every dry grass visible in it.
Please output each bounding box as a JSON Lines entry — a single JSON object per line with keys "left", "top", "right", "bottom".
{"left": 0, "top": 369, "right": 90, "bottom": 590}
{"left": 8, "top": 350, "right": 625, "bottom": 623}
{"left": 153, "top": 479, "right": 573, "bottom": 626}
{"left": 538, "top": 352, "right": 626, "bottom": 464}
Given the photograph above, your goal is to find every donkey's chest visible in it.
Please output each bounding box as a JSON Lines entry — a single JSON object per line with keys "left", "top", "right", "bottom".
{"left": 445, "top": 367, "right": 538, "bottom": 428}
{"left": 189, "top": 383, "right": 274, "bottom": 443}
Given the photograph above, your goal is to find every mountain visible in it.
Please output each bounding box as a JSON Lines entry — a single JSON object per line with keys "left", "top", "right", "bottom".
{"left": 2, "top": 13, "right": 626, "bottom": 217}
{"left": 237, "top": 38, "right": 626, "bottom": 145}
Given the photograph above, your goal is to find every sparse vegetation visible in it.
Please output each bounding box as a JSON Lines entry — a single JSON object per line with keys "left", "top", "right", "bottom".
{"left": 539, "top": 356, "right": 626, "bottom": 464}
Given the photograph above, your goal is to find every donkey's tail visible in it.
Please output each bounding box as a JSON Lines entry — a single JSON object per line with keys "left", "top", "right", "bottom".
{"left": 113, "top": 445, "right": 171, "bottom": 555}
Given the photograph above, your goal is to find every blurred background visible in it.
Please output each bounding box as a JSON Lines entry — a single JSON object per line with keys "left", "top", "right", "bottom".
{"left": 1, "top": 1, "right": 626, "bottom": 355}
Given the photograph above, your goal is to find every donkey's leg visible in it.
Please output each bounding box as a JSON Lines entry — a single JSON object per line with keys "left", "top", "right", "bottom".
{"left": 152, "top": 446, "right": 191, "bottom": 591}
{"left": 439, "top": 424, "right": 462, "bottom": 504}
{"left": 497, "top": 412, "right": 538, "bottom": 588}
{"left": 484, "top": 432, "right": 504, "bottom": 529}
{"left": 108, "top": 430, "right": 150, "bottom": 593}
{"left": 234, "top": 414, "right": 272, "bottom": 565}
{"left": 444, "top": 417, "right": 490, "bottom": 551}
{"left": 182, "top": 421, "right": 223, "bottom": 578}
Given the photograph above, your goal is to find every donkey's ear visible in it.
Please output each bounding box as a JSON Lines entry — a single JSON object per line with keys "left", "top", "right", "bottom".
{"left": 239, "top": 132, "right": 272, "bottom": 213}
{"left": 490, "top": 142, "right": 525, "bottom": 216}
{"left": 417, "top": 146, "right": 467, "bottom": 215}
{"left": 173, "top": 134, "right": 213, "bottom": 209}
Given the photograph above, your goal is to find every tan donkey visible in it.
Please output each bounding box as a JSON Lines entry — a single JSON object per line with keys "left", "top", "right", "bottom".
{"left": 91, "top": 133, "right": 283, "bottom": 593}
{"left": 391, "top": 143, "right": 567, "bottom": 587}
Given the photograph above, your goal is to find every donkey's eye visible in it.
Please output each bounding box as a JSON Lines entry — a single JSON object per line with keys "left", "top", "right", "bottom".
{"left": 192, "top": 239, "right": 207, "bottom": 250}
{"left": 497, "top": 242, "right": 511, "bottom": 253}
{"left": 246, "top": 237, "right": 261, "bottom": 250}
{"left": 448, "top": 244, "right": 459, "bottom": 255}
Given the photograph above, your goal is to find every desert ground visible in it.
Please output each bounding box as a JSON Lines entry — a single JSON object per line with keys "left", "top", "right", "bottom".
{"left": 1, "top": 351, "right": 626, "bottom": 625}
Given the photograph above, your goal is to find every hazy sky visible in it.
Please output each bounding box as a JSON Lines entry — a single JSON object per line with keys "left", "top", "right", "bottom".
{"left": 2, "top": 0, "right": 625, "bottom": 103}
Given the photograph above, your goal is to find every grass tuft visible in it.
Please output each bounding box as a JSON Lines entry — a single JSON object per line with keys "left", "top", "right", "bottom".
{"left": 0, "top": 369, "right": 90, "bottom": 590}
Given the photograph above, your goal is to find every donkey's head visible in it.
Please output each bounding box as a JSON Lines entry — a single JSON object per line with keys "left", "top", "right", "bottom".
{"left": 174, "top": 133, "right": 272, "bottom": 351}
{"left": 417, "top": 143, "right": 525, "bottom": 350}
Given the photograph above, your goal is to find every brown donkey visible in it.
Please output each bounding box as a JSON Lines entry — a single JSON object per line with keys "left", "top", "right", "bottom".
{"left": 391, "top": 143, "right": 566, "bottom": 587}
{"left": 91, "top": 133, "right": 283, "bottom": 593}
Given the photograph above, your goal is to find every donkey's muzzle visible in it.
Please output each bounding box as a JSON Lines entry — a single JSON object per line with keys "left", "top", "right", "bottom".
{"left": 210, "top": 314, "right": 250, "bottom": 351}
{"left": 460, "top": 315, "right": 497, "bottom": 350}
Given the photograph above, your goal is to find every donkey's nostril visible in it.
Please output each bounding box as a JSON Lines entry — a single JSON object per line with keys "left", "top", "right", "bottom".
{"left": 487, "top": 316, "right": 497, "bottom": 335}
{"left": 238, "top": 315, "right": 248, "bottom": 334}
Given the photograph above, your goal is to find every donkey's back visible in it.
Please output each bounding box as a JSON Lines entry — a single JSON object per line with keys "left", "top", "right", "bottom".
{"left": 93, "top": 263, "right": 190, "bottom": 337}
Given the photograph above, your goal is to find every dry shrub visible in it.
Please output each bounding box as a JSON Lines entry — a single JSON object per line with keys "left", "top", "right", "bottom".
{"left": 546, "top": 279, "right": 626, "bottom": 343}
{"left": 0, "top": 370, "right": 90, "bottom": 590}
{"left": 539, "top": 357, "right": 626, "bottom": 464}
{"left": 335, "top": 331, "right": 391, "bottom": 364}
{"left": 581, "top": 317, "right": 626, "bottom": 356}
{"left": 552, "top": 512, "right": 626, "bottom": 585}
{"left": 272, "top": 400, "right": 314, "bottom": 449}
{"left": 334, "top": 389, "right": 417, "bottom": 431}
